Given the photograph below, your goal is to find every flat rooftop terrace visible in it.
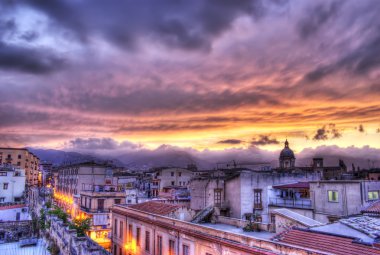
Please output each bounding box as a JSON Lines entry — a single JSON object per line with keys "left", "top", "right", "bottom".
{"left": 200, "top": 223, "right": 276, "bottom": 240}
{"left": 0, "top": 239, "right": 50, "bottom": 255}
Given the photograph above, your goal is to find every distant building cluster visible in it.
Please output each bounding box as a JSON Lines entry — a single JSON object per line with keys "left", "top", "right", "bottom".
{"left": 1, "top": 141, "right": 380, "bottom": 254}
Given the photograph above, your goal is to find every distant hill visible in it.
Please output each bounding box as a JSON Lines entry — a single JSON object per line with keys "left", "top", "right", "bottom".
{"left": 28, "top": 148, "right": 125, "bottom": 167}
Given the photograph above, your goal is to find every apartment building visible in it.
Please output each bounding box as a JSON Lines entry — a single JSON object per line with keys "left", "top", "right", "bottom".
{"left": 111, "top": 201, "right": 324, "bottom": 255}
{"left": 0, "top": 164, "right": 26, "bottom": 203}
{"left": 54, "top": 161, "right": 120, "bottom": 212}
{"left": 0, "top": 148, "right": 39, "bottom": 186}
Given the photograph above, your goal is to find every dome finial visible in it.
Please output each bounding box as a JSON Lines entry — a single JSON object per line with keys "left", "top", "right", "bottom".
{"left": 285, "top": 139, "right": 289, "bottom": 148}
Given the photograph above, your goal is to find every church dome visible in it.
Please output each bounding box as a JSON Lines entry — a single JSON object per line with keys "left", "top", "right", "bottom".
{"left": 279, "top": 140, "right": 295, "bottom": 159}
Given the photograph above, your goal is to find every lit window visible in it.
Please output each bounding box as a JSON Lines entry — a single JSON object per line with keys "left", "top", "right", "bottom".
{"left": 169, "top": 240, "right": 175, "bottom": 255}
{"left": 328, "top": 190, "right": 339, "bottom": 202}
{"left": 368, "top": 191, "right": 379, "bottom": 200}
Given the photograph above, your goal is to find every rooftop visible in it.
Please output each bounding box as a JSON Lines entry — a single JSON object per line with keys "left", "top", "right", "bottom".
{"left": 126, "top": 201, "right": 180, "bottom": 216}
{"left": 272, "top": 182, "right": 310, "bottom": 189}
{"left": 275, "top": 227, "right": 380, "bottom": 255}
{"left": 362, "top": 200, "right": 380, "bottom": 215}
{"left": 200, "top": 223, "right": 275, "bottom": 240}
{"left": 0, "top": 239, "right": 50, "bottom": 255}
{"left": 312, "top": 222, "right": 375, "bottom": 243}
{"left": 272, "top": 208, "right": 322, "bottom": 227}
{"left": 340, "top": 216, "right": 380, "bottom": 238}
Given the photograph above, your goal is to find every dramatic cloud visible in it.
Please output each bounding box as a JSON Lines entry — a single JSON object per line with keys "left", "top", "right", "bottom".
{"left": 68, "top": 138, "right": 140, "bottom": 151}
{"left": 313, "top": 124, "right": 342, "bottom": 141}
{"left": 217, "top": 139, "right": 243, "bottom": 145}
{"left": 0, "top": 0, "right": 379, "bottom": 153}
{"left": 251, "top": 135, "right": 279, "bottom": 146}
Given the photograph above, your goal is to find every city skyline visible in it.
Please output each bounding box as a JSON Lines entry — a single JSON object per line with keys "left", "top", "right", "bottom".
{"left": 0, "top": 0, "right": 379, "bottom": 154}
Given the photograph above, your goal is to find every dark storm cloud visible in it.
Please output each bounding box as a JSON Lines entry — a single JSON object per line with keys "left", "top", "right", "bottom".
{"left": 302, "top": 1, "right": 380, "bottom": 82}
{"left": 34, "top": 87, "right": 284, "bottom": 115}
{"left": 17, "top": 0, "right": 287, "bottom": 51}
{"left": 297, "top": 1, "right": 342, "bottom": 40}
{"left": 217, "top": 139, "right": 243, "bottom": 145}
{"left": 0, "top": 17, "right": 65, "bottom": 74}
{"left": 0, "top": 43, "right": 65, "bottom": 74}
{"left": 251, "top": 135, "right": 279, "bottom": 146}
{"left": 313, "top": 124, "right": 342, "bottom": 141}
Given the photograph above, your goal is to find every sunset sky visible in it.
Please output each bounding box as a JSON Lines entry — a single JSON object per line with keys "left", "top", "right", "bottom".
{"left": 0, "top": 0, "right": 379, "bottom": 155}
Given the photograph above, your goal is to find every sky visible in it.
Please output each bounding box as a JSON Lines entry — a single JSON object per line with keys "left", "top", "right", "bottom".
{"left": 0, "top": 0, "right": 380, "bottom": 160}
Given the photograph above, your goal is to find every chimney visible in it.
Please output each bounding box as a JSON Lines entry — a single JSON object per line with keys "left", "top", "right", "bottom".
{"left": 313, "top": 158, "right": 324, "bottom": 168}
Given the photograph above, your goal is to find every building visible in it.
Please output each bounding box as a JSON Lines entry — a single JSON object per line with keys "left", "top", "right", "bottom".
{"left": 54, "top": 161, "right": 120, "bottom": 212}
{"left": 149, "top": 167, "right": 194, "bottom": 197}
{"left": 0, "top": 164, "right": 26, "bottom": 203}
{"left": 75, "top": 189, "right": 126, "bottom": 250}
{"left": 190, "top": 169, "right": 321, "bottom": 222}
{"left": 310, "top": 180, "right": 380, "bottom": 223}
{"left": 111, "top": 201, "right": 331, "bottom": 255}
{"left": 0, "top": 148, "right": 40, "bottom": 186}
{"left": 0, "top": 204, "right": 30, "bottom": 221}
{"left": 39, "top": 161, "right": 53, "bottom": 187}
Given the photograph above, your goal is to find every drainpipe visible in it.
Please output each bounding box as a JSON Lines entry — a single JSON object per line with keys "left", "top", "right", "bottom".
{"left": 153, "top": 226, "right": 156, "bottom": 255}
{"left": 177, "top": 230, "right": 180, "bottom": 255}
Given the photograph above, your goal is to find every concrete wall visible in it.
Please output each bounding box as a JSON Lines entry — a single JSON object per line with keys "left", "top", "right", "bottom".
{"left": 0, "top": 206, "right": 30, "bottom": 221}
{"left": 273, "top": 214, "right": 308, "bottom": 234}
{"left": 157, "top": 168, "right": 193, "bottom": 190}
{"left": 310, "top": 181, "right": 380, "bottom": 223}
{"left": 0, "top": 168, "right": 26, "bottom": 203}
{"left": 227, "top": 171, "right": 321, "bottom": 222}
{"left": 190, "top": 179, "right": 225, "bottom": 211}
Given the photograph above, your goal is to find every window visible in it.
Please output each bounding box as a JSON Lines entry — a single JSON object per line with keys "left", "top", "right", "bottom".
{"left": 145, "top": 231, "right": 150, "bottom": 252}
{"left": 157, "top": 236, "right": 163, "bottom": 255}
{"left": 169, "top": 240, "right": 175, "bottom": 255}
{"left": 254, "top": 189, "right": 262, "bottom": 209}
{"left": 18, "top": 154, "right": 21, "bottom": 159}
{"left": 182, "top": 244, "right": 189, "bottom": 255}
{"left": 171, "top": 181, "right": 175, "bottom": 186}
{"left": 179, "top": 172, "right": 182, "bottom": 177}
{"left": 119, "top": 221, "right": 123, "bottom": 238}
{"left": 214, "top": 189, "right": 222, "bottom": 207}
{"left": 368, "top": 191, "right": 379, "bottom": 200}
{"left": 16, "top": 212, "right": 20, "bottom": 221}
{"left": 115, "top": 199, "right": 121, "bottom": 204}
{"left": 114, "top": 219, "right": 118, "bottom": 234}
{"left": 128, "top": 224, "right": 133, "bottom": 241}
{"left": 328, "top": 190, "right": 339, "bottom": 202}
{"left": 3, "top": 183, "right": 8, "bottom": 190}
{"left": 171, "top": 172, "right": 174, "bottom": 177}
{"left": 136, "top": 227, "right": 141, "bottom": 246}
{"left": 98, "top": 199, "right": 105, "bottom": 210}
{"left": 17, "top": 162, "right": 21, "bottom": 166}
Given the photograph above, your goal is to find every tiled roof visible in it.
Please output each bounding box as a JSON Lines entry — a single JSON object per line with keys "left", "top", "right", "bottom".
{"left": 0, "top": 204, "right": 26, "bottom": 210}
{"left": 128, "top": 201, "right": 180, "bottom": 216}
{"left": 273, "top": 182, "right": 309, "bottom": 189}
{"left": 272, "top": 208, "right": 322, "bottom": 227}
{"left": 362, "top": 200, "right": 380, "bottom": 214}
{"left": 275, "top": 228, "right": 380, "bottom": 255}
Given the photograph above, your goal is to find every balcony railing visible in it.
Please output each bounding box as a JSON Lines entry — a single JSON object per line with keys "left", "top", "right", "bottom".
{"left": 80, "top": 206, "right": 110, "bottom": 214}
{"left": 269, "top": 197, "right": 312, "bottom": 209}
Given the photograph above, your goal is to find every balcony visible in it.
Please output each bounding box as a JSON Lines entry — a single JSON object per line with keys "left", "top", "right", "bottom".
{"left": 80, "top": 206, "right": 110, "bottom": 214}
{"left": 269, "top": 197, "right": 312, "bottom": 209}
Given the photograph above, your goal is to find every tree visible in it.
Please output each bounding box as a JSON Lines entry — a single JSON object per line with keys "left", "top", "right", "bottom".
{"left": 70, "top": 218, "right": 91, "bottom": 237}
